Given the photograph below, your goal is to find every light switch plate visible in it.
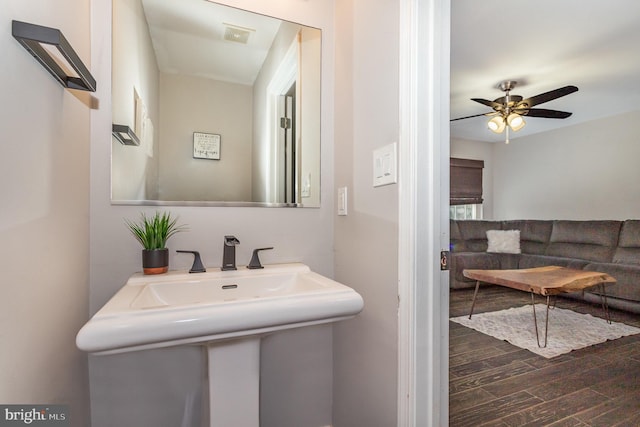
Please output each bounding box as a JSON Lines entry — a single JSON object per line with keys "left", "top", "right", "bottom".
{"left": 301, "top": 173, "right": 311, "bottom": 198}
{"left": 373, "top": 142, "right": 398, "bottom": 187}
{"left": 337, "top": 187, "right": 348, "bottom": 216}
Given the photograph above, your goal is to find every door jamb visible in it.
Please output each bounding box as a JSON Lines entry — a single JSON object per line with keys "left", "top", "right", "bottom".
{"left": 397, "top": 0, "right": 451, "bottom": 425}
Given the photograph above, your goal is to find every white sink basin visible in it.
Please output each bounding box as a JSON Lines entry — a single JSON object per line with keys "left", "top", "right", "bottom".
{"left": 76, "top": 263, "right": 364, "bottom": 355}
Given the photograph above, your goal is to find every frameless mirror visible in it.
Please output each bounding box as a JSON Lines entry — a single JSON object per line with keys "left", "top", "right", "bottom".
{"left": 111, "top": 0, "right": 321, "bottom": 207}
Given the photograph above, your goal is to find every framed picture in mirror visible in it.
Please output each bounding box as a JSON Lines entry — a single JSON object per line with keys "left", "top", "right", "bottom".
{"left": 111, "top": 0, "right": 322, "bottom": 206}
{"left": 193, "top": 132, "right": 221, "bottom": 160}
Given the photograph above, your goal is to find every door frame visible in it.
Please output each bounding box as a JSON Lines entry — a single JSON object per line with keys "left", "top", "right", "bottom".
{"left": 267, "top": 38, "right": 298, "bottom": 203}
{"left": 397, "top": 0, "right": 450, "bottom": 425}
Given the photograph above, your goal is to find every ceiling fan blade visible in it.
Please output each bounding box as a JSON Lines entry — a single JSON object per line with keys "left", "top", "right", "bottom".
{"left": 518, "top": 108, "right": 573, "bottom": 119}
{"left": 471, "top": 98, "right": 502, "bottom": 109}
{"left": 517, "top": 85, "right": 578, "bottom": 108}
{"left": 450, "top": 112, "right": 496, "bottom": 122}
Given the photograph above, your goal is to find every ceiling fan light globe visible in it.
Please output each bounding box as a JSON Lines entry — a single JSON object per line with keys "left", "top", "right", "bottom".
{"left": 487, "top": 116, "right": 505, "bottom": 133}
{"left": 507, "top": 113, "right": 526, "bottom": 131}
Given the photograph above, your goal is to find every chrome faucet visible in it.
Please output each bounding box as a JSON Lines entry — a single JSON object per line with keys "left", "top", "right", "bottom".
{"left": 222, "top": 235, "right": 240, "bottom": 270}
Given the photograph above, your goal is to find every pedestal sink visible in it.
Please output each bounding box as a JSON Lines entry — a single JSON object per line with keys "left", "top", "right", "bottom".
{"left": 77, "top": 263, "right": 364, "bottom": 427}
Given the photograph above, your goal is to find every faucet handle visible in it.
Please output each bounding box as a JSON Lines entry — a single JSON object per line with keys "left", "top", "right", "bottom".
{"left": 247, "top": 247, "right": 274, "bottom": 269}
{"left": 176, "top": 250, "right": 206, "bottom": 273}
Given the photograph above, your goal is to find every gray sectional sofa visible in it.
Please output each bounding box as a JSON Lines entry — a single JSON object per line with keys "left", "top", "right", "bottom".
{"left": 450, "top": 219, "right": 640, "bottom": 314}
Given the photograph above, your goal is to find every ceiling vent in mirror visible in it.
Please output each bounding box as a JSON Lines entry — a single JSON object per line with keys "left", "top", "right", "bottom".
{"left": 223, "top": 24, "right": 254, "bottom": 44}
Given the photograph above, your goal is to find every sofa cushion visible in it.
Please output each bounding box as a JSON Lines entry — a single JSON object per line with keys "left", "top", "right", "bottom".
{"left": 613, "top": 220, "right": 640, "bottom": 265}
{"left": 486, "top": 229, "right": 521, "bottom": 254}
{"left": 450, "top": 252, "right": 502, "bottom": 283}
{"left": 496, "top": 253, "right": 521, "bottom": 270}
{"left": 456, "top": 220, "right": 503, "bottom": 252}
{"left": 545, "top": 220, "right": 621, "bottom": 262}
{"left": 449, "top": 219, "right": 640, "bottom": 313}
{"left": 518, "top": 254, "right": 589, "bottom": 271}
{"left": 502, "top": 220, "right": 552, "bottom": 255}
{"left": 449, "top": 220, "right": 466, "bottom": 252}
{"left": 584, "top": 262, "right": 640, "bottom": 302}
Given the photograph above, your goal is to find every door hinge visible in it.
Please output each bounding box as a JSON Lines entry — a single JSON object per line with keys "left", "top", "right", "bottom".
{"left": 440, "top": 250, "right": 450, "bottom": 271}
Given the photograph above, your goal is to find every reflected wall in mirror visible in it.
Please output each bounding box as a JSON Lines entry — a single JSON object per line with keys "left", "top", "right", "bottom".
{"left": 112, "top": 0, "right": 321, "bottom": 207}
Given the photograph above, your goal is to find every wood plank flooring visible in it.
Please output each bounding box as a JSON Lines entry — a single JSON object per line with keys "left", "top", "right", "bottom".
{"left": 449, "top": 286, "right": 640, "bottom": 426}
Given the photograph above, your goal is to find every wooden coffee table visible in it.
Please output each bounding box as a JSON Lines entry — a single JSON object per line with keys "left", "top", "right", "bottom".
{"left": 463, "top": 266, "right": 617, "bottom": 347}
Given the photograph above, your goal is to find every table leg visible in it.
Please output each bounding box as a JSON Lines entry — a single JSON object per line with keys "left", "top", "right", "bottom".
{"left": 531, "top": 293, "right": 551, "bottom": 348}
{"left": 468, "top": 280, "right": 481, "bottom": 319}
{"left": 599, "top": 283, "right": 611, "bottom": 324}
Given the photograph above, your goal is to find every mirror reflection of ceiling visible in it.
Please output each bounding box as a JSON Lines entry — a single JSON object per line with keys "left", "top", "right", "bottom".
{"left": 142, "top": 0, "right": 281, "bottom": 85}
{"left": 111, "top": 0, "right": 322, "bottom": 207}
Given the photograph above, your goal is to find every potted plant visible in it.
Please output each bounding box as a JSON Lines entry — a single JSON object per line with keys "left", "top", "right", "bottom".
{"left": 125, "top": 211, "right": 187, "bottom": 275}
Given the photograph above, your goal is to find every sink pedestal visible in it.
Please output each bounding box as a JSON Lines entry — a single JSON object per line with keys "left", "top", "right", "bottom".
{"left": 207, "top": 338, "right": 260, "bottom": 427}
{"left": 76, "top": 264, "right": 364, "bottom": 426}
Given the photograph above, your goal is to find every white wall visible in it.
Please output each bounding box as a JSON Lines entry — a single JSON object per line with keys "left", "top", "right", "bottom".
{"left": 492, "top": 110, "right": 640, "bottom": 220}
{"left": 111, "top": 0, "right": 160, "bottom": 200}
{"left": 452, "top": 110, "right": 640, "bottom": 220}
{"left": 158, "top": 73, "right": 253, "bottom": 201}
{"left": 90, "top": 0, "right": 335, "bottom": 426}
{"left": 332, "top": 0, "right": 400, "bottom": 425}
{"left": 0, "top": 2, "right": 91, "bottom": 426}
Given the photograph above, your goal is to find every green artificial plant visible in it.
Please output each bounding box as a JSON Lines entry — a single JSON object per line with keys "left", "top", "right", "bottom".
{"left": 125, "top": 211, "right": 187, "bottom": 250}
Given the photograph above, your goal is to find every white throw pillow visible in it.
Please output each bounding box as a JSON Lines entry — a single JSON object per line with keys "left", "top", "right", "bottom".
{"left": 486, "top": 229, "right": 521, "bottom": 254}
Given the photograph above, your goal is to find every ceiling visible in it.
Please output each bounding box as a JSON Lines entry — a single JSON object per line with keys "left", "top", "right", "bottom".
{"left": 450, "top": 0, "right": 640, "bottom": 143}
{"left": 140, "top": 0, "right": 282, "bottom": 85}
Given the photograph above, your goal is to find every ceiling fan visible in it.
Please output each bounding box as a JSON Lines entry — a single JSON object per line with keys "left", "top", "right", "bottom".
{"left": 451, "top": 80, "right": 579, "bottom": 143}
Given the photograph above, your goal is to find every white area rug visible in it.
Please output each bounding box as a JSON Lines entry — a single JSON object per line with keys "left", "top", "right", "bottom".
{"left": 451, "top": 304, "right": 640, "bottom": 358}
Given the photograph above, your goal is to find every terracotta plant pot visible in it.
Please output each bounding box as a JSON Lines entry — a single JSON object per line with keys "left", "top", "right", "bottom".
{"left": 142, "top": 248, "right": 169, "bottom": 275}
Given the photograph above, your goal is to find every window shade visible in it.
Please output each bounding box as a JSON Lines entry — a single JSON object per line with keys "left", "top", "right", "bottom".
{"left": 450, "top": 158, "right": 484, "bottom": 206}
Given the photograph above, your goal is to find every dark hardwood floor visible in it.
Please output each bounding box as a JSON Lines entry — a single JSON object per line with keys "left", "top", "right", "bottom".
{"left": 449, "top": 286, "right": 640, "bottom": 427}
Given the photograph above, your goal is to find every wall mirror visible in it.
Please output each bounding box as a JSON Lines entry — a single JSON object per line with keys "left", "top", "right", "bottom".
{"left": 111, "top": 0, "right": 321, "bottom": 207}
